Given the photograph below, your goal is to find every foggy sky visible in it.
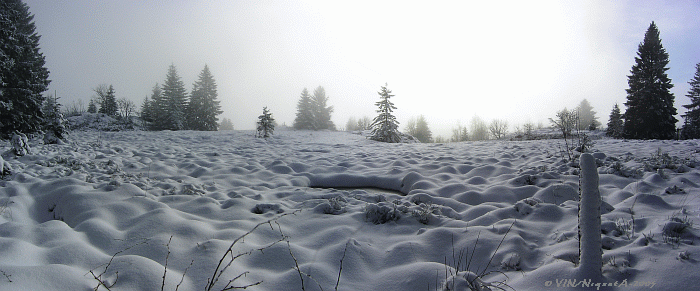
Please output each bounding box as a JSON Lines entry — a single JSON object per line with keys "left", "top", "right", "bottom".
{"left": 25, "top": 0, "right": 700, "bottom": 137}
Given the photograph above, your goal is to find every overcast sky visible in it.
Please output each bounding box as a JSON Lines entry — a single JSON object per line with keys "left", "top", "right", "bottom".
{"left": 25, "top": 0, "right": 700, "bottom": 137}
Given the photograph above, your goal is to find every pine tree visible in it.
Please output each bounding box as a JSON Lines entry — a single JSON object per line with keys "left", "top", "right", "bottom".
{"left": 99, "top": 85, "right": 118, "bottom": 116}
{"left": 256, "top": 107, "right": 275, "bottom": 138}
{"left": 606, "top": 103, "right": 624, "bottom": 138}
{"left": 147, "top": 83, "right": 168, "bottom": 130}
{"left": 0, "top": 0, "right": 51, "bottom": 137}
{"left": 413, "top": 115, "right": 432, "bottom": 143}
{"left": 369, "top": 83, "right": 400, "bottom": 143}
{"left": 219, "top": 118, "right": 234, "bottom": 130}
{"left": 187, "top": 65, "right": 221, "bottom": 131}
{"left": 623, "top": 22, "right": 678, "bottom": 139}
{"left": 576, "top": 99, "right": 600, "bottom": 130}
{"left": 311, "top": 86, "right": 335, "bottom": 130}
{"left": 87, "top": 99, "right": 97, "bottom": 113}
{"left": 293, "top": 88, "right": 315, "bottom": 130}
{"left": 161, "top": 64, "right": 188, "bottom": 130}
{"left": 140, "top": 96, "right": 153, "bottom": 128}
{"left": 41, "top": 93, "right": 66, "bottom": 144}
{"left": 681, "top": 63, "right": 700, "bottom": 139}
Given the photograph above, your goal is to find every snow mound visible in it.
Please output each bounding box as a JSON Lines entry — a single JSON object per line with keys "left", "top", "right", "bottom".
{"left": 0, "top": 130, "right": 699, "bottom": 290}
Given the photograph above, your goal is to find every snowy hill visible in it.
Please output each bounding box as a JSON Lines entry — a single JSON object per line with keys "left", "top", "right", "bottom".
{"left": 0, "top": 130, "right": 698, "bottom": 290}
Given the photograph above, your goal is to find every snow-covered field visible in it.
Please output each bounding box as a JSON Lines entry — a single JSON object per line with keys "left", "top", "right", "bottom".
{"left": 1, "top": 130, "right": 699, "bottom": 290}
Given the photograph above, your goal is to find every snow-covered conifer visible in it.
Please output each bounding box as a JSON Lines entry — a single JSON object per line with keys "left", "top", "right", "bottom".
{"left": 0, "top": 0, "right": 51, "bottom": 137}
{"left": 42, "top": 94, "right": 67, "bottom": 144}
{"left": 369, "top": 84, "right": 400, "bottom": 143}
{"left": 256, "top": 107, "right": 275, "bottom": 138}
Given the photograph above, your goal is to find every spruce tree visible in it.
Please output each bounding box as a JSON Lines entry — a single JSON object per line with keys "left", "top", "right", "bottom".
{"left": 256, "top": 107, "right": 275, "bottom": 138}
{"left": 87, "top": 99, "right": 97, "bottom": 113}
{"left": 187, "top": 65, "right": 221, "bottom": 131}
{"left": 576, "top": 99, "right": 600, "bottom": 130}
{"left": 369, "top": 83, "right": 400, "bottom": 143}
{"left": 414, "top": 115, "right": 433, "bottom": 143}
{"left": 681, "top": 63, "right": 700, "bottom": 139}
{"left": 41, "top": 93, "right": 66, "bottom": 144}
{"left": 293, "top": 88, "right": 314, "bottom": 130}
{"left": 623, "top": 22, "right": 677, "bottom": 139}
{"left": 140, "top": 96, "right": 152, "bottom": 128}
{"left": 147, "top": 83, "right": 167, "bottom": 130}
{"left": 219, "top": 118, "right": 234, "bottom": 130}
{"left": 161, "top": 64, "right": 188, "bottom": 130}
{"left": 606, "top": 103, "right": 624, "bottom": 138}
{"left": 311, "top": 86, "right": 335, "bottom": 130}
{"left": 0, "top": 0, "right": 51, "bottom": 137}
{"left": 99, "top": 85, "right": 118, "bottom": 116}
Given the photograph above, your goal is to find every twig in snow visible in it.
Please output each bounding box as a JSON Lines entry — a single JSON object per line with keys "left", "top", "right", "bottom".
{"left": 87, "top": 237, "right": 150, "bottom": 291}
{"left": 205, "top": 210, "right": 300, "bottom": 291}
{"left": 335, "top": 240, "right": 350, "bottom": 291}
{"left": 161, "top": 235, "right": 173, "bottom": 291}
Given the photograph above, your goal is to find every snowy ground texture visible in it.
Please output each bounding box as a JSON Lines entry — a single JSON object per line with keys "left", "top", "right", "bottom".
{"left": 1, "top": 130, "right": 699, "bottom": 291}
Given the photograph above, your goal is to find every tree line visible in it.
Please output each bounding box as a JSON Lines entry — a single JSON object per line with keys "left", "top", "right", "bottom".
{"left": 140, "top": 64, "right": 222, "bottom": 131}
{"left": 3, "top": 2, "right": 700, "bottom": 143}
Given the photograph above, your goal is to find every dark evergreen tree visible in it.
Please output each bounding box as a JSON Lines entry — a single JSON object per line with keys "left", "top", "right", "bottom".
{"left": 623, "top": 22, "right": 677, "bottom": 139}
{"left": 146, "top": 83, "right": 168, "bottom": 130}
{"left": 186, "top": 65, "right": 221, "bottom": 131}
{"left": 140, "top": 95, "right": 152, "bottom": 127}
{"left": 606, "top": 103, "right": 624, "bottom": 138}
{"left": 161, "top": 64, "right": 188, "bottom": 130}
{"left": 87, "top": 99, "right": 97, "bottom": 113}
{"left": 0, "top": 0, "right": 51, "bottom": 137}
{"left": 681, "top": 63, "right": 700, "bottom": 139}
{"left": 369, "top": 83, "right": 400, "bottom": 143}
{"left": 576, "top": 99, "right": 600, "bottom": 130}
{"left": 99, "top": 85, "right": 118, "bottom": 116}
{"left": 293, "top": 88, "right": 315, "bottom": 130}
{"left": 256, "top": 106, "right": 275, "bottom": 138}
{"left": 311, "top": 86, "right": 335, "bottom": 130}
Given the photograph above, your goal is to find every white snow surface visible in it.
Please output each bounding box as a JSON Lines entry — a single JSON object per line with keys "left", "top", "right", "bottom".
{"left": 0, "top": 130, "right": 699, "bottom": 290}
